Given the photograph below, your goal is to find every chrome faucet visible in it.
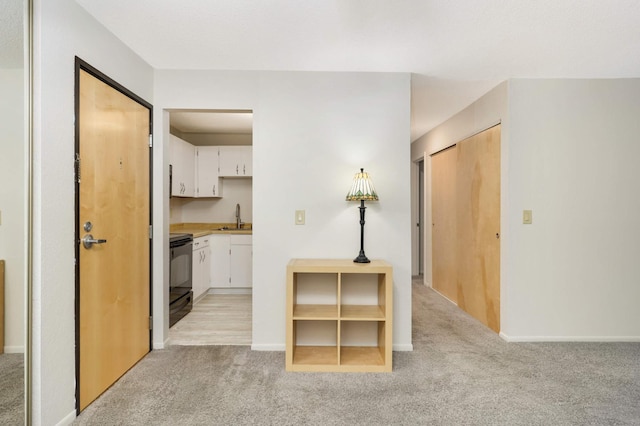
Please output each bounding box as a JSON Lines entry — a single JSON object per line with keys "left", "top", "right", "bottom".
{"left": 235, "top": 203, "right": 243, "bottom": 229}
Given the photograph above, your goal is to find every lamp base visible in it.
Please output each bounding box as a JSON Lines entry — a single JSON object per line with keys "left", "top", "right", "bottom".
{"left": 353, "top": 251, "right": 371, "bottom": 263}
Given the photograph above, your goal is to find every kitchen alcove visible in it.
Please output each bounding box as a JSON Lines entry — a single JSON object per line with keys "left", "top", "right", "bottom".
{"left": 168, "top": 109, "right": 254, "bottom": 346}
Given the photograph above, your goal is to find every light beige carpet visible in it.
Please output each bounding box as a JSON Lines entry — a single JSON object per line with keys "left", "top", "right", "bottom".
{"left": 0, "top": 353, "right": 24, "bottom": 425}
{"left": 74, "top": 280, "right": 640, "bottom": 425}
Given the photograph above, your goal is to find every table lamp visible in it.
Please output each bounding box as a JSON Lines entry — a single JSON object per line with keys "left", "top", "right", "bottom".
{"left": 346, "top": 168, "right": 378, "bottom": 263}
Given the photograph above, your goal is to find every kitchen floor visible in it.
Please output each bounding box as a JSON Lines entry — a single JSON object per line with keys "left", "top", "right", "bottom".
{"left": 168, "top": 293, "right": 251, "bottom": 346}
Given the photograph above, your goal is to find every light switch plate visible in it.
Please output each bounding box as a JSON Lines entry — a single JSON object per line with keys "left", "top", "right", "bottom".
{"left": 295, "top": 210, "right": 305, "bottom": 225}
{"left": 523, "top": 210, "right": 532, "bottom": 224}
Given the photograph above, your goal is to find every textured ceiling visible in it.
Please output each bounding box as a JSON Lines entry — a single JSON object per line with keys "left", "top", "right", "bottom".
{"left": 74, "top": 1, "right": 640, "bottom": 139}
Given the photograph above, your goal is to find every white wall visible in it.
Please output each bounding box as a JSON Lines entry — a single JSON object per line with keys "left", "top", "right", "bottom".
{"left": 504, "top": 79, "right": 640, "bottom": 340}
{"left": 154, "top": 70, "right": 413, "bottom": 351}
{"left": 412, "top": 79, "right": 640, "bottom": 342}
{"left": 0, "top": 68, "right": 25, "bottom": 353}
{"left": 32, "top": 0, "right": 154, "bottom": 423}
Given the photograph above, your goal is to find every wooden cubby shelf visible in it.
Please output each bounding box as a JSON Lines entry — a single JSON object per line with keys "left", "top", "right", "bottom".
{"left": 286, "top": 259, "right": 393, "bottom": 372}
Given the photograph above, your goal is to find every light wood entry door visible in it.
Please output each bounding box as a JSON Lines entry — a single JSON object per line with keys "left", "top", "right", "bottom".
{"left": 431, "top": 125, "right": 501, "bottom": 333}
{"left": 76, "top": 64, "right": 152, "bottom": 411}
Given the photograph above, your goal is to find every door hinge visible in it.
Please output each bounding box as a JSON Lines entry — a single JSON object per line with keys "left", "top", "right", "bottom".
{"left": 149, "top": 225, "right": 153, "bottom": 239}
{"left": 149, "top": 316, "right": 153, "bottom": 330}
{"left": 149, "top": 134, "right": 153, "bottom": 147}
{"left": 75, "top": 153, "right": 81, "bottom": 183}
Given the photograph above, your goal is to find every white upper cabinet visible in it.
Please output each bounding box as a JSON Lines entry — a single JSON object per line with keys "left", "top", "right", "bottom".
{"left": 170, "top": 135, "right": 195, "bottom": 197}
{"left": 196, "top": 146, "right": 222, "bottom": 198}
{"left": 170, "top": 138, "right": 252, "bottom": 198}
{"left": 219, "top": 146, "right": 252, "bottom": 177}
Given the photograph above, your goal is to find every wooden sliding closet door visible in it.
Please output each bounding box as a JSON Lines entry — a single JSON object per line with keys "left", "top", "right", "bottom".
{"left": 430, "top": 125, "right": 501, "bottom": 333}
{"left": 456, "top": 125, "right": 501, "bottom": 332}
{"left": 431, "top": 146, "right": 458, "bottom": 303}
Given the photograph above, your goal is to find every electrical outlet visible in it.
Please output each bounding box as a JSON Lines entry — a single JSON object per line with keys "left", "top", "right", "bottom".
{"left": 295, "top": 210, "right": 305, "bottom": 225}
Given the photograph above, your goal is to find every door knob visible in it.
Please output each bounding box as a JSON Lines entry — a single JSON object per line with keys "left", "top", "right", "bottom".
{"left": 82, "top": 234, "right": 107, "bottom": 249}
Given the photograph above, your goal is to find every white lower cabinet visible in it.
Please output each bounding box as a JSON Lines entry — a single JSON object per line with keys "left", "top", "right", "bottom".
{"left": 230, "top": 235, "right": 253, "bottom": 288}
{"left": 192, "top": 236, "right": 211, "bottom": 300}
{"left": 210, "top": 235, "right": 231, "bottom": 288}
{"left": 210, "top": 234, "right": 252, "bottom": 289}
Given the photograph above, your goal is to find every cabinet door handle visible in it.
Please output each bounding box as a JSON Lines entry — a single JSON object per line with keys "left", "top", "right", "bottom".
{"left": 236, "top": 164, "right": 239, "bottom": 175}
{"left": 212, "top": 184, "right": 216, "bottom": 195}
{"left": 243, "top": 164, "right": 246, "bottom": 175}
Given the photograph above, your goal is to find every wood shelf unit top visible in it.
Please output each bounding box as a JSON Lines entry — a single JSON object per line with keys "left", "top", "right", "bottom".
{"left": 287, "top": 258, "right": 392, "bottom": 273}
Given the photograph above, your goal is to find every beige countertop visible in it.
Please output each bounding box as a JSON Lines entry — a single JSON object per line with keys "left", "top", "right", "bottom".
{"left": 170, "top": 222, "right": 253, "bottom": 238}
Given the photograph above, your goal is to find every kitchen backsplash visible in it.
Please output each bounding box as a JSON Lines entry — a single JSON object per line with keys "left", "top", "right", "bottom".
{"left": 170, "top": 178, "right": 252, "bottom": 224}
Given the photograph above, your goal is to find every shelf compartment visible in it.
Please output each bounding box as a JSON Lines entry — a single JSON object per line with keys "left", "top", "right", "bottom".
{"left": 340, "top": 273, "right": 388, "bottom": 318}
{"left": 294, "top": 320, "right": 337, "bottom": 346}
{"left": 292, "top": 346, "right": 338, "bottom": 366}
{"left": 340, "top": 321, "right": 390, "bottom": 371}
{"left": 293, "top": 304, "right": 338, "bottom": 320}
{"left": 340, "top": 304, "right": 384, "bottom": 320}
{"left": 293, "top": 272, "right": 337, "bottom": 305}
{"left": 340, "top": 346, "right": 385, "bottom": 367}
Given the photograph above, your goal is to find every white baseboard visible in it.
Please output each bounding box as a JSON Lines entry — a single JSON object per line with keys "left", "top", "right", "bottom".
{"left": 392, "top": 344, "right": 413, "bottom": 351}
{"left": 209, "top": 288, "right": 252, "bottom": 295}
{"left": 152, "top": 337, "right": 169, "bottom": 350}
{"left": 499, "top": 332, "right": 640, "bottom": 342}
{"left": 55, "top": 409, "right": 77, "bottom": 426}
{"left": 251, "top": 343, "right": 285, "bottom": 351}
{"left": 2, "top": 345, "right": 24, "bottom": 353}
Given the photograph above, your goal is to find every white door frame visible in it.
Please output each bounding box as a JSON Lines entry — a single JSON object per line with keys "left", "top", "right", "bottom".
{"left": 411, "top": 153, "right": 428, "bottom": 285}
